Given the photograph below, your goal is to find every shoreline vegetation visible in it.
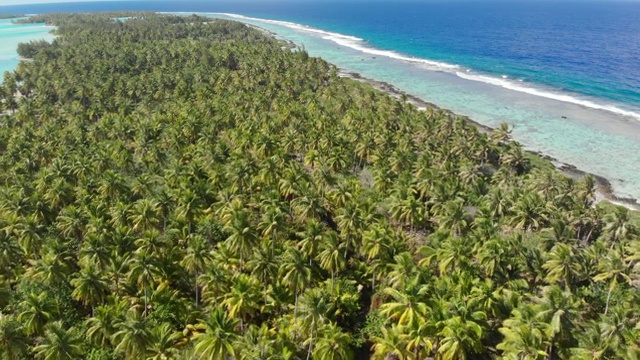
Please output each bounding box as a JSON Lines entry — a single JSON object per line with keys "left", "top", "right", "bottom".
{"left": 0, "top": 14, "right": 25, "bottom": 19}
{"left": 247, "top": 21, "right": 640, "bottom": 211}
{"left": 337, "top": 71, "right": 640, "bottom": 211}
{"left": 2, "top": 12, "right": 640, "bottom": 360}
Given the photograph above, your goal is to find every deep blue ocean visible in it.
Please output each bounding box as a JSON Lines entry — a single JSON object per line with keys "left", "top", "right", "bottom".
{"left": 2, "top": 1, "right": 639, "bottom": 110}
{"left": 2, "top": 1, "right": 640, "bottom": 201}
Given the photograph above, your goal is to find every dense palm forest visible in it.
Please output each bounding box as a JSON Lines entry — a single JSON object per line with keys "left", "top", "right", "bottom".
{"left": 1, "top": 12, "right": 639, "bottom": 360}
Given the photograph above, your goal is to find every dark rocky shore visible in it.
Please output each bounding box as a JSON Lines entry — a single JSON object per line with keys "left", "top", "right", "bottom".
{"left": 338, "top": 71, "right": 640, "bottom": 211}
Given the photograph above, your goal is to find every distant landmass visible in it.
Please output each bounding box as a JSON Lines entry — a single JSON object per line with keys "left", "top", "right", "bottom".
{"left": 0, "top": 14, "right": 25, "bottom": 19}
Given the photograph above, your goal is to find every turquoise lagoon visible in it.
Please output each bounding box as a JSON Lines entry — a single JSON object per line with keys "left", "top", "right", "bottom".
{"left": 0, "top": 18, "right": 55, "bottom": 76}
{"left": 206, "top": 13, "right": 640, "bottom": 203}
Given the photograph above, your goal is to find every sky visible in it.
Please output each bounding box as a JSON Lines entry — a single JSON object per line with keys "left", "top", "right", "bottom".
{"left": 0, "top": 0, "right": 115, "bottom": 5}
{"left": 2, "top": 0, "right": 639, "bottom": 6}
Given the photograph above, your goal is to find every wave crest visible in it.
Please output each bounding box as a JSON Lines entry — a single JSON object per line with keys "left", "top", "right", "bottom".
{"left": 456, "top": 72, "right": 640, "bottom": 121}
{"left": 214, "top": 13, "right": 363, "bottom": 41}
{"left": 212, "top": 12, "right": 640, "bottom": 121}
{"left": 212, "top": 13, "right": 458, "bottom": 72}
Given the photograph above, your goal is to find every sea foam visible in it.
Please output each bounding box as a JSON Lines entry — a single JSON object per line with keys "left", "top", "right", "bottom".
{"left": 212, "top": 13, "right": 459, "bottom": 72}
{"left": 212, "top": 12, "right": 640, "bottom": 122}
{"left": 456, "top": 72, "right": 640, "bottom": 121}
{"left": 215, "top": 13, "right": 363, "bottom": 42}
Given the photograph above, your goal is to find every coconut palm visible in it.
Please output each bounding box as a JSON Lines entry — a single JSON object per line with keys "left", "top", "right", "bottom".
{"left": 280, "top": 247, "right": 312, "bottom": 320}
{"left": 313, "top": 322, "right": 353, "bottom": 360}
{"left": 112, "top": 309, "right": 153, "bottom": 360}
{"left": 380, "top": 284, "right": 430, "bottom": 328}
{"left": 371, "top": 326, "right": 411, "bottom": 360}
{"left": 220, "top": 198, "right": 258, "bottom": 268}
{"left": 86, "top": 299, "right": 127, "bottom": 347}
{"left": 221, "top": 273, "right": 262, "bottom": 332}
{"left": 146, "top": 322, "right": 182, "bottom": 360}
{"left": 180, "top": 234, "right": 212, "bottom": 306}
{"left": 33, "top": 321, "right": 84, "bottom": 360}
{"left": 593, "top": 248, "right": 631, "bottom": 315}
{"left": 17, "top": 292, "right": 54, "bottom": 336}
{"left": 317, "top": 231, "right": 346, "bottom": 287}
{"left": 70, "top": 263, "right": 109, "bottom": 315}
{"left": 0, "top": 313, "right": 29, "bottom": 360}
{"left": 297, "top": 288, "right": 331, "bottom": 360}
{"left": 542, "top": 243, "right": 583, "bottom": 289}
{"left": 127, "top": 252, "right": 162, "bottom": 316}
{"left": 193, "top": 307, "right": 239, "bottom": 360}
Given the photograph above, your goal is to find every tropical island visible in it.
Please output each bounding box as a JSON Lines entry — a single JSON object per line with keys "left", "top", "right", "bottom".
{"left": 0, "top": 14, "right": 25, "bottom": 19}
{"left": 1, "top": 12, "right": 639, "bottom": 360}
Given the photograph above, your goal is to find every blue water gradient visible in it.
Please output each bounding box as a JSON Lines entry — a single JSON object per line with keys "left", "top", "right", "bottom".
{"left": 0, "top": 18, "right": 55, "bottom": 76}
{"left": 2, "top": 1, "right": 638, "bottom": 110}
{"left": 1, "top": 1, "right": 640, "bottom": 200}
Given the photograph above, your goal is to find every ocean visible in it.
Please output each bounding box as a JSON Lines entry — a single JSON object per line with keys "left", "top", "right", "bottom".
{"left": 1, "top": 1, "right": 640, "bottom": 201}
{"left": 0, "top": 17, "right": 55, "bottom": 77}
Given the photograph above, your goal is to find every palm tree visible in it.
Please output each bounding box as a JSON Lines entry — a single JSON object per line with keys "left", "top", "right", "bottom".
{"left": 86, "top": 300, "right": 127, "bottom": 347}
{"left": 509, "top": 192, "right": 550, "bottom": 231}
{"left": 0, "top": 313, "right": 29, "bottom": 360}
{"left": 26, "top": 249, "right": 73, "bottom": 286}
{"left": 0, "top": 233, "right": 24, "bottom": 276}
{"left": 491, "top": 122, "right": 512, "bottom": 146}
{"left": 534, "top": 285, "right": 583, "bottom": 358}
{"left": 602, "top": 206, "right": 634, "bottom": 245}
{"left": 361, "top": 222, "right": 395, "bottom": 290}
{"left": 113, "top": 309, "right": 153, "bottom": 360}
{"left": 78, "top": 234, "right": 111, "bottom": 270}
{"left": 297, "top": 288, "right": 330, "bottom": 360}
{"left": 236, "top": 323, "right": 273, "bottom": 360}
{"left": 193, "top": 307, "right": 239, "bottom": 360}
{"left": 371, "top": 326, "right": 411, "bottom": 360}
{"left": 313, "top": 322, "right": 353, "bottom": 360}
{"left": 146, "top": 322, "right": 182, "bottom": 360}
{"left": 220, "top": 198, "right": 258, "bottom": 269}
{"left": 542, "top": 243, "right": 583, "bottom": 289}
{"left": 593, "top": 248, "right": 631, "bottom": 315}
{"left": 246, "top": 242, "right": 279, "bottom": 303}
{"left": 15, "top": 214, "right": 45, "bottom": 255}
{"left": 498, "top": 300, "right": 557, "bottom": 360}
{"left": 570, "top": 321, "right": 610, "bottom": 360}
{"left": 175, "top": 188, "right": 202, "bottom": 233}
{"left": 127, "top": 252, "right": 162, "bottom": 315}
{"left": 221, "top": 273, "right": 261, "bottom": 332}
{"left": 280, "top": 247, "right": 312, "bottom": 321}
{"left": 17, "top": 292, "right": 54, "bottom": 336}
{"left": 259, "top": 199, "right": 288, "bottom": 252}
{"left": 437, "top": 199, "right": 470, "bottom": 237}
{"left": 387, "top": 252, "right": 419, "bottom": 289}
{"left": 180, "top": 234, "right": 212, "bottom": 307}
{"left": 380, "top": 284, "right": 430, "bottom": 328}
{"left": 437, "top": 314, "right": 485, "bottom": 360}
{"left": 129, "top": 198, "right": 161, "bottom": 232}
{"left": 405, "top": 321, "right": 435, "bottom": 360}
{"left": 33, "top": 321, "right": 84, "bottom": 360}
{"left": 389, "top": 194, "right": 424, "bottom": 232}
{"left": 297, "top": 219, "right": 326, "bottom": 266}
{"left": 317, "top": 231, "right": 346, "bottom": 288}
{"left": 71, "top": 263, "right": 109, "bottom": 315}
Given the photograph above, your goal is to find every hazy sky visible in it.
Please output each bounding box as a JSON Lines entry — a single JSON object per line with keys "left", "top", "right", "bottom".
{"left": 0, "top": 0, "right": 117, "bottom": 5}
{"left": 2, "top": 0, "right": 638, "bottom": 6}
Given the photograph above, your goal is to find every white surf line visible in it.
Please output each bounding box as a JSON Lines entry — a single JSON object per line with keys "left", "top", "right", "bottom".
{"left": 456, "top": 71, "right": 640, "bottom": 121}
{"left": 207, "top": 12, "right": 640, "bottom": 122}
{"left": 211, "top": 12, "right": 460, "bottom": 72}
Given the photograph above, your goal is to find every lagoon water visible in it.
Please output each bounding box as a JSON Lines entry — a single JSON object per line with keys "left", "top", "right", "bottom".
{"left": 1, "top": 1, "right": 639, "bottom": 200}
{"left": 0, "top": 18, "right": 55, "bottom": 76}
{"left": 206, "top": 11, "right": 640, "bottom": 202}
